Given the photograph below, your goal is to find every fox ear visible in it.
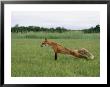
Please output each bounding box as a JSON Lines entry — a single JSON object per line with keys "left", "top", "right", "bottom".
{"left": 45, "top": 38, "right": 47, "bottom": 41}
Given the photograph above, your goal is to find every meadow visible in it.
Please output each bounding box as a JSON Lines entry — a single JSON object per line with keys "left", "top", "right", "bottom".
{"left": 11, "top": 31, "right": 100, "bottom": 77}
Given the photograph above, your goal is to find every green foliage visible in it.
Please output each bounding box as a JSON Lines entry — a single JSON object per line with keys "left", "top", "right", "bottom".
{"left": 83, "top": 24, "right": 100, "bottom": 33}
{"left": 11, "top": 25, "right": 67, "bottom": 33}
{"left": 12, "top": 24, "right": 100, "bottom": 33}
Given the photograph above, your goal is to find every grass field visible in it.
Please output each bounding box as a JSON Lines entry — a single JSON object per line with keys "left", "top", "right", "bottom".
{"left": 11, "top": 31, "right": 99, "bottom": 39}
{"left": 11, "top": 31, "right": 100, "bottom": 77}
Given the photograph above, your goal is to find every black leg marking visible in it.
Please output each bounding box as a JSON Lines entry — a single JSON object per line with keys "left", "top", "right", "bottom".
{"left": 55, "top": 53, "right": 57, "bottom": 60}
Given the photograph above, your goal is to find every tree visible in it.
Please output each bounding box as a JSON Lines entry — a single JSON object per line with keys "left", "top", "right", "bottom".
{"left": 82, "top": 24, "right": 100, "bottom": 33}
{"left": 11, "top": 25, "right": 68, "bottom": 33}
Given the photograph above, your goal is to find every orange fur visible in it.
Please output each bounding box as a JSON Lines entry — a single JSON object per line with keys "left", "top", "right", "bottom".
{"left": 41, "top": 38, "right": 94, "bottom": 60}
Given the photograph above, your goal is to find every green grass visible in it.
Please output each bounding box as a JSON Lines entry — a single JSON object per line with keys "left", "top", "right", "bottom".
{"left": 11, "top": 31, "right": 100, "bottom": 39}
{"left": 11, "top": 35, "right": 100, "bottom": 76}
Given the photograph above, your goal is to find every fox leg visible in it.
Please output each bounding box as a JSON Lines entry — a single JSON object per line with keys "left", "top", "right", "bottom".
{"left": 55, "top": 53, "right": 57, "bottom": 60}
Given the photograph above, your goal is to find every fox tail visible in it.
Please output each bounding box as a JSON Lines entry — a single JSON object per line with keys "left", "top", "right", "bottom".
{"left": 78, "top": 48, "right": 94, "bottom": 60}
{"left": 88, "top": 52, "right": 94, "bottom": 60}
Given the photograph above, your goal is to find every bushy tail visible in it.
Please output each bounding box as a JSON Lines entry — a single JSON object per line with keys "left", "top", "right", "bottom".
{"left": 78, "top": 48, "right": 94, "bottom": 60}
{"left": 88, "top": 52, "right": 94, "bottom": 60}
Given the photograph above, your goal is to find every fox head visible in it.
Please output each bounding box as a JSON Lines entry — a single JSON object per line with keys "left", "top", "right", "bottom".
{"left": 41, "top": 38, "right": 49, "bottom": 47}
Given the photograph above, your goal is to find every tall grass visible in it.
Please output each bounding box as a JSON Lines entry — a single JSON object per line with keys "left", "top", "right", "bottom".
{"left": 11, "top": 39, "right": 100, "bottom": 77}
{"left": 12, "top": 31, "right": 99, "bottom": 39}
{"left": 11, "top": 31, "right": 100, "bottom": 77}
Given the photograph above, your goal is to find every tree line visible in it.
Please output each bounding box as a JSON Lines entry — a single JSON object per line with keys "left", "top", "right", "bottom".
{"left": 82, "top": 25, "right": 100, "bottom": 33}
{"left": 11, "top": 24, "right": 67, "bottom": 33}
{"left": 11, "top": 24, "right": 100, "bottom": 33}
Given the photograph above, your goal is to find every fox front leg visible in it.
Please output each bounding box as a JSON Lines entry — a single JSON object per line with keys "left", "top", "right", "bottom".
{"left": 55, "top": 53, "right": 57, "bottom": 60}
{"left": 53, "top": 48, "right": 58, "bottom": 60}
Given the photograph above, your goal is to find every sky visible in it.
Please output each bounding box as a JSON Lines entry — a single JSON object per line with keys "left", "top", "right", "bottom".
{"left": 11, "top": 11, "right": 100, "bottom": 30}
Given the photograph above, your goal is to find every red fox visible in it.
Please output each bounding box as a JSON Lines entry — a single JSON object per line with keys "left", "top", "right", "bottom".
{"left": 41, "top": 38, "right": 94, "bottom": 60}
